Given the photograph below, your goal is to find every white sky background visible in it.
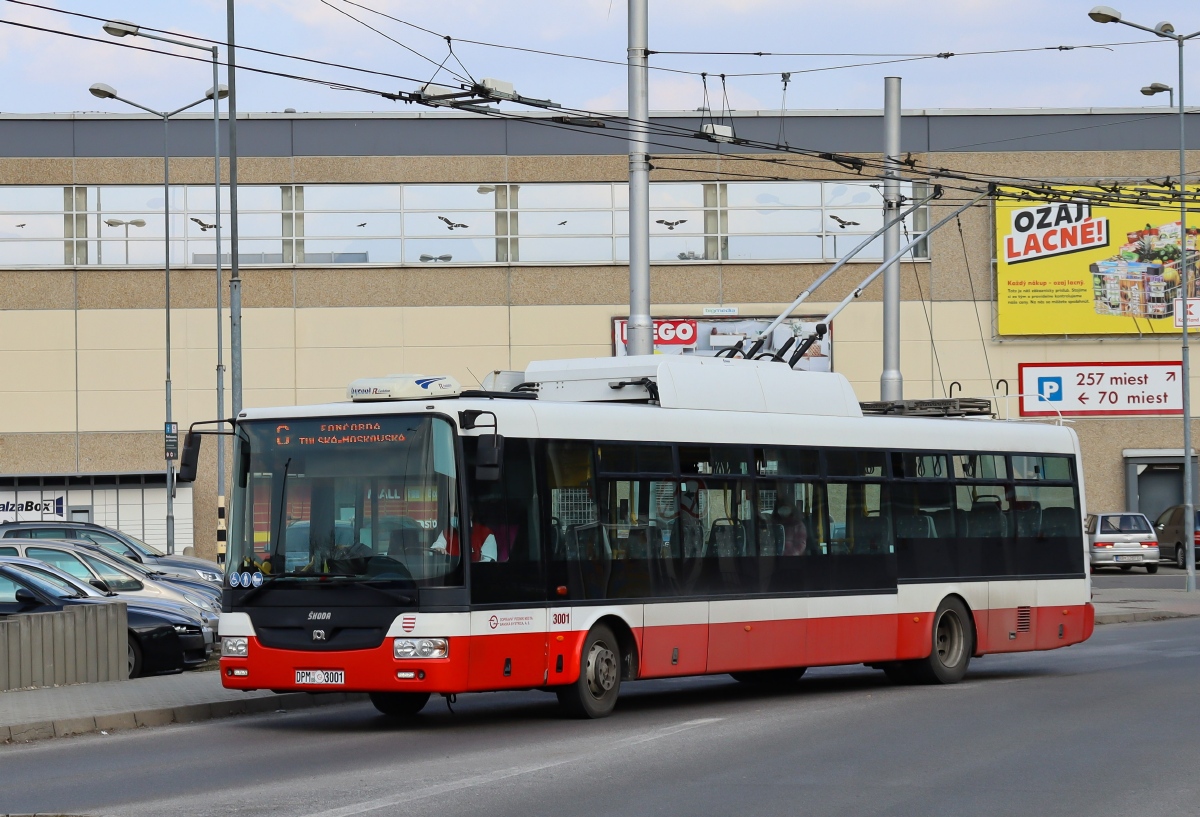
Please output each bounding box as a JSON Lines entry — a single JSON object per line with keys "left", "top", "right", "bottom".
{"left": 1, "top": 1, "right": 1199, "bottom": 117}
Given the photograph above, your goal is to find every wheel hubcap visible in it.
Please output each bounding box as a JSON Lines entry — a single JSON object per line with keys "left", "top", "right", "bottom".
{"left": 934, "top": 610, "right": 964, "bottom": 668}
{"left": 585, "top": 640, "right": 618, "bottom": 699}
{"left": 127, "top": 643, "right": 135, "bottom": 675}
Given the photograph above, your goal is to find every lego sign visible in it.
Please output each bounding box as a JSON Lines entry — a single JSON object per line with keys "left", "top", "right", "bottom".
{"left": 615, "top": 319, "right": 698, "bottom": 346}
{"left": 1018, "top": 361, "right": 1182, "bottom": 417}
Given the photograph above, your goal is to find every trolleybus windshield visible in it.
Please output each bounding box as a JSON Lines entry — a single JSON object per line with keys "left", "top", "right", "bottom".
{"left": 227, "top": 415, "right": 462, "bottom": 588}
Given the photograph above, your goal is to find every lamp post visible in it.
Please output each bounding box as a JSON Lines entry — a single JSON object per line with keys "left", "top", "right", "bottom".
{"left": 1142, "top": 82, "right": 1175, "bottom": 107}
{"left": 89, "top": 82, "right": 226, "bottom": 556}
{"left": 102, "top": 21, "right": 231, "bottom": 559}
{"left": 1091, "top": 6, "right": 1200, "bottom": 592}
{"left": 102, "top": 217, "right": 145, "bottom": 264}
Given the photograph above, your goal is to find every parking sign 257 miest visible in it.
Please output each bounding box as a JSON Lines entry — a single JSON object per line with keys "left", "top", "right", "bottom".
{"left": 1018, "top": 361, "right": 1182, "bottom": 417}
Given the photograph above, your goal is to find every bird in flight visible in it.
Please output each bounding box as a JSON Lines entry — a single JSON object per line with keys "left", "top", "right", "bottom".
{"left": 438, "top": 216, "right": 468, "bottom": 230}
{"left": 14, "top": 223, "right": 25, "bottom": 228}
{"left": 656, "top": 219, "right": 687, "bottom": 230}
{"left": 829, "top": 215, "right": 860, "bottom": 229}
{"left": 357, "top": 222, "right": 367, "bottom": 227}
{"left": 190, "top": 217, "right": 216, "bottom": 231}
{"left": 557, "top": 220, "right": 568, "bottom": 226}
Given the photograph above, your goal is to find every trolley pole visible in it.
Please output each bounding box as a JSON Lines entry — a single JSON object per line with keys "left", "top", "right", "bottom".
{"left": 626, "top": 0, "right": 653, "bottom": 356}
{"left": 880, "top": 77, "right": 903, "bottom": 401}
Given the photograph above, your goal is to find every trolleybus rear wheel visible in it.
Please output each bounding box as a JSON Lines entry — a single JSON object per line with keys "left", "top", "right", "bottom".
{"left": 369, "top": 691, "right": 430, "bottom": 719}
{"left": 556, "top": 623, "right": 621, "bottom": 719}
{"left": 910, "top": 597, "right": 974, "bottom": 685}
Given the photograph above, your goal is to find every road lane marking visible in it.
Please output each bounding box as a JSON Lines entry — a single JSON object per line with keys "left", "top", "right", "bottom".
{"left": 296, "top": 717, "right": 724, "bottom": 817}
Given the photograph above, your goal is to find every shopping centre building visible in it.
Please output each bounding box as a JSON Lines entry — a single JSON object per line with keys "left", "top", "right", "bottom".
{"left": 0, "top": 106, "right": 1196, "bottom": 560}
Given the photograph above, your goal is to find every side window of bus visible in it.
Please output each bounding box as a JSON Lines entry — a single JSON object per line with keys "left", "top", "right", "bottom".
{"left": 827, "top": 482, "right": 892, "bottom": 554}
{"left": 546, "top": 441, "right": 599, "bottom": 561}
{"left": 889, "top": 454, "right": 956, "bottom": 540}
{"left": 755, "top": 480, "right": 824, "bottom": 557}
{"left": 956, "top": 483, "right": 1012, "bottom": 539}
{"left": 467, "top": 437, "right": 544, "bottom": 604}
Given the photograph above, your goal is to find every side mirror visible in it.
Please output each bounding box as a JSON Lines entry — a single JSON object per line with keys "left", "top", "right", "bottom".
{"left": 177, "top": 431, "right": 201, "bottom": 483}
{"left": 475, "top": 434, "right": 504, "bottom": 481}
{"left": 89, "top": 578, "right": 111, "bottom": 592}
{"left": 14, "top": 587, "right": 40, "bottom": 606}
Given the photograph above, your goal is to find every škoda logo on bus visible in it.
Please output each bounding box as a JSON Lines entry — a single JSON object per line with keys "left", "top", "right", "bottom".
{"left": 1003, "top": 201, "right": 1109, "bottom": 264}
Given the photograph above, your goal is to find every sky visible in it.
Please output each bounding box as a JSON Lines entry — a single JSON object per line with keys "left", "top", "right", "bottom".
{"left": 2, "top": 1, "right": 1200, "bottom": 117}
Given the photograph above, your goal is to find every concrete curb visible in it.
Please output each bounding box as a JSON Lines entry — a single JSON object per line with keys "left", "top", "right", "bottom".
{"left": 0, "top": 691, "right": 369, "bottom": 745}
{"left": 1094, "top": 610, "right": 1199, "bottom": 625}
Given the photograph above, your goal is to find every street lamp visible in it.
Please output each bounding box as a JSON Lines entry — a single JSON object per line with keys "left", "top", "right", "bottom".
{"left": 89, "top": 82, "right": 226, "bottom": 556}
{"left": 102, "top": 20, "right": 232, "bottom": 560}
{"left": 103, "top": 217, "right": 146, "bottom": 264}
{"left": 1142, "top": 82, "right": 1175, "bottom": 107}
{"left": 1091, "top": 6, "right": 1200, "bottom": 592}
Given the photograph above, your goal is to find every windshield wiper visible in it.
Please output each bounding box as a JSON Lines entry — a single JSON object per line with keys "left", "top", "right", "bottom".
{"left": 329, "top": 579, "right": 413, "bottom": 606}
{"left": 236, "top": 572, "right": 413, "bottom": 605}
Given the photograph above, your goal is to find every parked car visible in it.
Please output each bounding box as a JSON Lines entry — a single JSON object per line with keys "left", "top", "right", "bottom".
{"left": 0, "top": 562, "right": 207, "bottom": 677}
{"left": 0, "top": 539, "right": 220, "bottom": 625}
{"left": 1152, "top": 505, "right": 1200, "bottom": 569}
{"left": 1, "top": 551, "right": 216, "bottom": 638}
{"left": 65, "top": 540, "right": 220, "bottom": 605}
{"left": 0, "top": 521, "right": 222, "bottom": 585}
{"left": 0, "top": 555, "right": 215, "bottom": 653}
{"left": 1085, "top": 512, "right": 1160, "bottom": 573}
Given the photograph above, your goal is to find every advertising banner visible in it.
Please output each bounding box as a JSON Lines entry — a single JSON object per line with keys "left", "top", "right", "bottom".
{"left": 612, "top": 315, "right": 832, "bottom": 372}
{"left": 996, "top": 188, "right": 1200, "bottom": 335}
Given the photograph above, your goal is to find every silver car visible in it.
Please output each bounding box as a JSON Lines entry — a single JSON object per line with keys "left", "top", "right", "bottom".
{"left": 1086, "top": 513, "right": 1160, "bottom": 573}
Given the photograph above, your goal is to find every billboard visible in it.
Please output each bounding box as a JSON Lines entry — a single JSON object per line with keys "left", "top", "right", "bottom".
{"left": 996, "top": 188, "right": 1199, "bottom": 335}
{"left": 612, "top": 315, "right": 832, "bottom": 372}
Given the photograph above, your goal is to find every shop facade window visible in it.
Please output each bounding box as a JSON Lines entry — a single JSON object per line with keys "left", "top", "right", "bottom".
{"left": 0, "top": 180, "right": 929, "bottom": 268}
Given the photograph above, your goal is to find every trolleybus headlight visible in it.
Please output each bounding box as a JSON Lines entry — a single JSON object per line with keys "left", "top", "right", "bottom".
{"left": 393, "top": 637, "right": 448, "bottom": 659}
{"left": 221, "top": 637, "right": 248, "bottom": 657}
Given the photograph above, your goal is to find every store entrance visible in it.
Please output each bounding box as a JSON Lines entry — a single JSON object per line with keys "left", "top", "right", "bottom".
{"left": 1137, "top": 464, "right": 1184, "bottom": 522}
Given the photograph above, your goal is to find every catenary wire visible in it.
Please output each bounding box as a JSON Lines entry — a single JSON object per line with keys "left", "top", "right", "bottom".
{"left": 5, "top": 11, "right": 1200, "bottom": 214}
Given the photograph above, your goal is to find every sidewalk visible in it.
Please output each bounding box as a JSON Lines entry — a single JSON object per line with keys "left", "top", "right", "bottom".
{"left": 0, "top": 668, "right": 366, "bottom": 744}
{"left": 1091, "top": 585, "right": 1200, "bottom": 624}
{"left": 3, "top": 587, "right": 1199, "bottom": 745}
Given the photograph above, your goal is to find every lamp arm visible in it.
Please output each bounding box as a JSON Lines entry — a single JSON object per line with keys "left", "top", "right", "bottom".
{"left": 112, "top": 96, "right": 163, "bottom": 117}
{"left": 131, "top": 28, "right": 215, "bottom": 53}
{"left": 168, "top": 98, "right": 210, "bottom": 117}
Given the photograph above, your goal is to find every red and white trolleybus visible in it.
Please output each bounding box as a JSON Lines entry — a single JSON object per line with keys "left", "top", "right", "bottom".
{"left": 198, "top": 355, "right": 1093, "bottom": 719}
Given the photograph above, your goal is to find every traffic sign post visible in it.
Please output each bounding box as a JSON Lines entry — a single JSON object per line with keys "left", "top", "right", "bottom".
{"left": 1018, "top": 361, "right": 1183, "bottom": 417}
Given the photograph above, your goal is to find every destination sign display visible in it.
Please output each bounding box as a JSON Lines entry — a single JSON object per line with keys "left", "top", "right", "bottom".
{"left": 265, "top": 417, "right": 420, "bottom": 449}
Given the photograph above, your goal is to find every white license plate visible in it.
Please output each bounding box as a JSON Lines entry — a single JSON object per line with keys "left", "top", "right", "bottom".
{"left": 295, "top": 669, "right": 344, "bottom": 685}
{"left": 1113, "top": 555, "right": 1142, "bottom": 562}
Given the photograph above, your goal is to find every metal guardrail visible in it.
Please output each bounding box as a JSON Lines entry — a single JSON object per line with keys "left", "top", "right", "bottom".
{"left": 0, "top": 604, "right": 128, "bottom": 691}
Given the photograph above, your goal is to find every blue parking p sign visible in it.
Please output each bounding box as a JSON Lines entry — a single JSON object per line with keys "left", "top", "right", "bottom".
{"left": 1037, "top": 376, "right": 1063, "bottom": 402}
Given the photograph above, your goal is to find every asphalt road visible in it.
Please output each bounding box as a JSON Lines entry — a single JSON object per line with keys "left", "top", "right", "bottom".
{"left": 1093, "top": 562, "right": 1195, "bottom": 589}
{"left": 3, "top": 617, "right": 1199, "bottom": 817}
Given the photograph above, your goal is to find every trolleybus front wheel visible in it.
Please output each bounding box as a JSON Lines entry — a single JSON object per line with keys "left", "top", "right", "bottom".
{"left": 556, "top": 623, "right": 621, "bottom": 719}
{"left": 369, "top": 691, "right": 431, "bottom": 719}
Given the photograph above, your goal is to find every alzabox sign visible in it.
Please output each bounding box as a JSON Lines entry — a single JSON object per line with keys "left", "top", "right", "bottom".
{"left": 0, "top": 496, "right": 64, "bottom": 518}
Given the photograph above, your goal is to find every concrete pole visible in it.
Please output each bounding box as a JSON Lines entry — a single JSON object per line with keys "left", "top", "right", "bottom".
{"left": 1177, "top": 36, "right": 1196, "bottom": 592}
{"left": 227, "top": 0, "right": 243, "bottom": 417}
{"left": 626, "top": 0, "right": 653, "bottom": 356}
{"left": 880, "top": 77, "right": 903, "bottom": 401}
{"left": 212, "top": 46, "right": 227, "bottom": 563}
{"left": 163, "top": 113, "right": 175, "bottom": 556}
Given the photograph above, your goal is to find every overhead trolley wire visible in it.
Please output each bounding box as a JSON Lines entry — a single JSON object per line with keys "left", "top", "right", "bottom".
{"left": 5, "top": 5, "right": 1199, "bottom": 213}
